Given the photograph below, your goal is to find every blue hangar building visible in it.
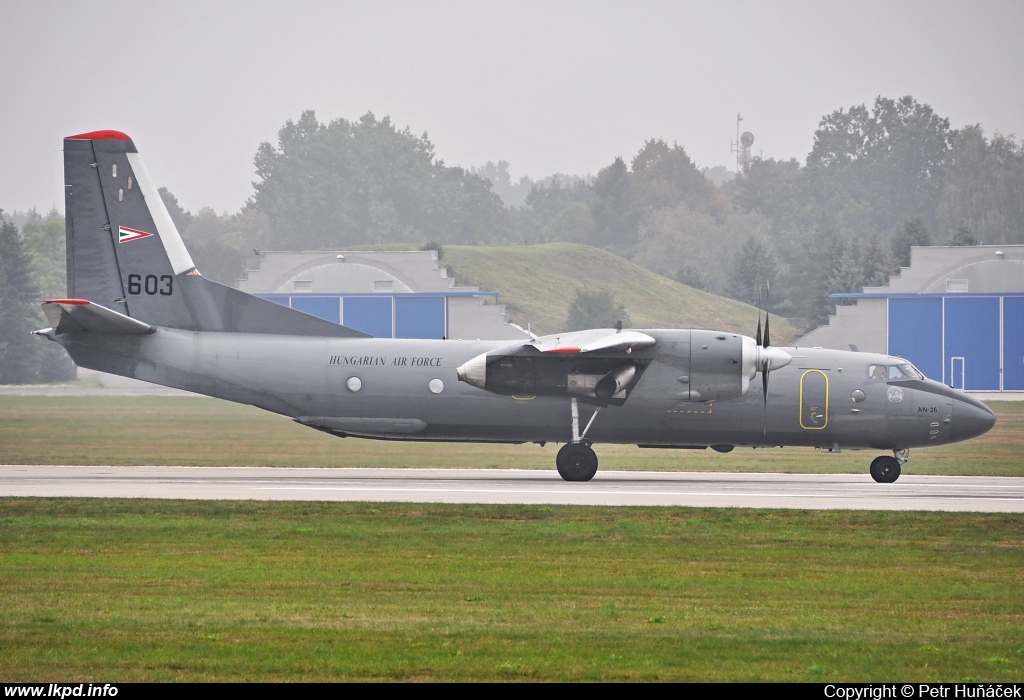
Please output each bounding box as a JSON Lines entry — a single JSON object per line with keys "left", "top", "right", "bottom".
{"left": 237, "top": 249, "right": 526, "bottom": 341}
{"left": 797, "top": 245, "right": 1024, "bottom": 393}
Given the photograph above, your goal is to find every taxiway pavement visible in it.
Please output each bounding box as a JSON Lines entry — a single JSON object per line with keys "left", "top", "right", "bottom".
{"left": 1, "top": 466, "right": 1023, "bottom": 512}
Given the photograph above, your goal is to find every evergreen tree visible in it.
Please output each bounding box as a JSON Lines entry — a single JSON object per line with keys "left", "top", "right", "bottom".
{"left": 589, "top": 158, "right": 638, "bottom": 254}
{"left": 949, "top": 222, "right": 978, "bottom": 246}
{"left": 861, "top": 233, "right": 894, "bottom": 287}
{"left": 0, "top": 217, "right": 42, "bottom": 383}
{"left": 727, "top": 236, "right": 778, "bottom": 307}
{"left": 891, "top": 218, "right": 932, "bottom": 268}
{"left": 564, "top": 289, "right": 630, "bottom": 332}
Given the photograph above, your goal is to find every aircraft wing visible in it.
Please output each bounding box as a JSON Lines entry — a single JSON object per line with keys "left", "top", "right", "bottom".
{"left": 40, "top": 298, "right": 155, "bottom": 336}
{"left": 529, "top": 328, "right": 656, "bottom": 354}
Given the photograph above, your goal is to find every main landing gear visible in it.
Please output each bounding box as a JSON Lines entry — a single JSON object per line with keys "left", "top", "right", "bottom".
{"left": 870, "top": 449, "right": 908, "bottom": 483}
{"left": 556, "top": 398, "right": 600, "bottom": 482}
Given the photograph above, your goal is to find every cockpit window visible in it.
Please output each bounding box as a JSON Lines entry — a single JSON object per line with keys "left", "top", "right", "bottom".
{"left": 887, "top": 365, "right": 907, "bottom": 380}
{"left": 898, "top": 363, "right": 924, "bottom": 380}
{"left": 880, "top": 363, "right": 925, "bottom": 380}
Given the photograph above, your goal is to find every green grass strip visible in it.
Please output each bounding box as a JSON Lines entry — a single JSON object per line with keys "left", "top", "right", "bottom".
{"left": 1, "top": 499, "right": 1022, "bottom": 681}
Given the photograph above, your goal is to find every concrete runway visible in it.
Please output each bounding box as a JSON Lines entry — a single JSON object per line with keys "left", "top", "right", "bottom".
{"left": 2, "top": 465, "right": 1023, "bottom": 512}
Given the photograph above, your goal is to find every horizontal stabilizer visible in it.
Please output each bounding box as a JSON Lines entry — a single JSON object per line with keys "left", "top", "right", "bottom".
{"left": 41, "top": 298, "right": 154, "bottom": 336}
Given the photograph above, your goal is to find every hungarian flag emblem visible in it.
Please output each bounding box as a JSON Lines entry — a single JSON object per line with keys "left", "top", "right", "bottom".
{"left": 118, "top": 226, "right": 154, "bottom": 243}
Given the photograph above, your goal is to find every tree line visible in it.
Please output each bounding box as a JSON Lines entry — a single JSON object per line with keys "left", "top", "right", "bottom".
{"left": 160, "top": 98, "right": 1020, "bottom": 329}
{"left": 0, "top": 210, "right": 76, "bottom": 383}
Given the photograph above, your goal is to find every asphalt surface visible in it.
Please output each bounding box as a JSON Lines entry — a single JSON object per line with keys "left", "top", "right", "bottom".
{"left": 2, "top": 465, "right": 1023, "bottom": 512}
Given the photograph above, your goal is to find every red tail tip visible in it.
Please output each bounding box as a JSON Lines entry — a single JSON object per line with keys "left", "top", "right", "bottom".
{"left": 65, "top": 130, "right": 131, "bottom": 141}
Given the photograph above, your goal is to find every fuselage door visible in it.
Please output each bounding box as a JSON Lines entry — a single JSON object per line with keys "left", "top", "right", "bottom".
{"left": 799, "top": 369, "right": 829, "bottom": 430}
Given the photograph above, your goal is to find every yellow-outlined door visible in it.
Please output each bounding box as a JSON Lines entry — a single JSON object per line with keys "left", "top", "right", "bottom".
{"left": 799, "top": 369, "right": 829, "bottom": 430}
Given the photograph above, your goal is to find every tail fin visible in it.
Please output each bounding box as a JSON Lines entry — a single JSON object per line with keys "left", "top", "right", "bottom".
{"left": 63, "top": 130, "right": 367, "bottom": 337}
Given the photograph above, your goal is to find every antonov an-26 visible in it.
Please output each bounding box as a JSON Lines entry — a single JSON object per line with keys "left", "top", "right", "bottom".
{"left": 36, "top": 130, "right": 996, "bottom": 483}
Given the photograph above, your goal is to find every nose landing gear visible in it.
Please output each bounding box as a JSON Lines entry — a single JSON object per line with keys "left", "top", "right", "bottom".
{"left": 870, "top": 449, "right": 908, "bottom": 483}
{"left": 557, "top": 398, "right": 600, "bottom": 481}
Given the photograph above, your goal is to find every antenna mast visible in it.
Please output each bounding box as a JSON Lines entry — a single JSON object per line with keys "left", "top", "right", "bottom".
{"left": 729, "top": 113, "right": 755, "bottom": 176}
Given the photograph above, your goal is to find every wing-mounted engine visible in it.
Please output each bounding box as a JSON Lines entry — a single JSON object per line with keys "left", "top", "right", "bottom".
{"left": 457, "top": 328, "right": 793, "bottom": 406}
{"left": 456, "top": 329, "right": 655, "bottom": 405}
{"left": 686, "top": 330, "right": 746, "bottom": 401}
{"left": 686, "top": 330, "right": 793, "bottom": 401}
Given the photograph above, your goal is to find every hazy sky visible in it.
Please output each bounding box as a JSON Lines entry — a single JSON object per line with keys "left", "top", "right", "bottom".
{"left": 2, "top": 0, "right": 1022, "bottom": 215}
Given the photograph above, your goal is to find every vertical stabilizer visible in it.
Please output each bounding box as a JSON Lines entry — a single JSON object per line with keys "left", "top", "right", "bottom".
{"left": 64, "top": 130, "right": 198, "bottom": 328}
{"left": 62, "top": 131, "right": 367, "bottom": 338}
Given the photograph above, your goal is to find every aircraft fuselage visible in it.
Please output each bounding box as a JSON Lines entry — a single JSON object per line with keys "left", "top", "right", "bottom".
{"left": 59, "top": 327, "right": 995, "bottom": 452}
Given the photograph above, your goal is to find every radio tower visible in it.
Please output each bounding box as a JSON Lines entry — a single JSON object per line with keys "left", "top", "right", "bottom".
{"left": 730, "top": 113, "right": 755, "bottom": 176}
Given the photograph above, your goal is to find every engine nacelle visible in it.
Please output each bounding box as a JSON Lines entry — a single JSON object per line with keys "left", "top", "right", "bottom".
{"left": 685, "top": 330, "right": 745, "bottom": 401}
{"left": 681, "top": 330, "right": 792, "bottom": 402}
{"left": 456, "top": 330, "right": 791, "bottom": 405}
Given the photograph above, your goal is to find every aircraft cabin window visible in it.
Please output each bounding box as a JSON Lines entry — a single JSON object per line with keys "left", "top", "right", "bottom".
{"left": 868, "top": 365, "right": 886, "bottom": 380}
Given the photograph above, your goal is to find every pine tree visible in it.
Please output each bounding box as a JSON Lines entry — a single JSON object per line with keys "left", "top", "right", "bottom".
{"left": 948, "top": 222, "right": 978, "bottom": 246}
{"left": 861, "top": 233, "right": 895, "bottom": 287}
{"left": 0, "top": 217, "right": 42, "bottom": 383}
{"left": 727, "top": 236, "right": 778, "bottom": 307}
{"left": 891, "top": 218, "right": 932, "bottom": 268}
{"left": 564, "top": 289, "right": 630, "bottom": 332}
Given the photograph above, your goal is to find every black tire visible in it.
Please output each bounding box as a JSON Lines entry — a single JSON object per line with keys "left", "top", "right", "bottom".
{"left": 556, "top": 443, "right": 598, "bottom": 482}
{"left": 870, "top": 456, "right": 901, "bottom": 483}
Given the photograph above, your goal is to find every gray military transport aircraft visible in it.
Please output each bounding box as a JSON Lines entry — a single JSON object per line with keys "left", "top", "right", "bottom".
{"left": 35, "top": 130, "right": 996, "bottom": 483}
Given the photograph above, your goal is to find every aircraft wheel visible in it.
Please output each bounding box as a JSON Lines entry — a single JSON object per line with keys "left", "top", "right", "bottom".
{"left": 556, "top": 443, "right": 598, "bottom": 482}
{"left": 870, "top": 455, "right": 901, "bottom": 483}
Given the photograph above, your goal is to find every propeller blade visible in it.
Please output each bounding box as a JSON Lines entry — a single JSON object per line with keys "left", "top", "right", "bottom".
{"left": 762, "top": 359, "right": 769, "bottom": 404}
{"left": 763, "top": 280, "right": 771, "bottom": 348}
{"left": 755, "top": 287, "right": 763, "bottom": 346}
{"left": 763, "top": 313, "right": 771, "bottom": 349}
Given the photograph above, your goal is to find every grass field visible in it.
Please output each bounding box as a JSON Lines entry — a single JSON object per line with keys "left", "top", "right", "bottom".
{"left": 1, "top": 395, "right": 1021, "bottom": 476}
{"left": 2, "top": 499, "right": 1022, "bottom": 681}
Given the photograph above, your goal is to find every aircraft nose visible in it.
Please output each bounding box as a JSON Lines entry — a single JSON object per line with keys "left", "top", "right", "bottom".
{"left": 951, "top": 399, "right": 996, "bottom": 443}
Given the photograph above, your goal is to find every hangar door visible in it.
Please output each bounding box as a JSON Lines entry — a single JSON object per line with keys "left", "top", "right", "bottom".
{"left": 944, "top": 297, "right": 1000, "bottom": 391}
{"left": 888, "top": 298, "right": 942, "bottom": 382}
{"left": 888, "top": 296, "right": 1005, "bottom": 390}
{"left": 288, "top": 296, "right": 341, "bottom": 324}
{"left": 342, "top": 296, "right": 393, "bottom": 338}
{"left": 395, "top": 296, "right": 446, "bottom": 339}
{"left": 1004, "top": 297, "right": 1024, "bottom": 390}
{"left": 341, "top": 295, "right": 447, "bottom": 338}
